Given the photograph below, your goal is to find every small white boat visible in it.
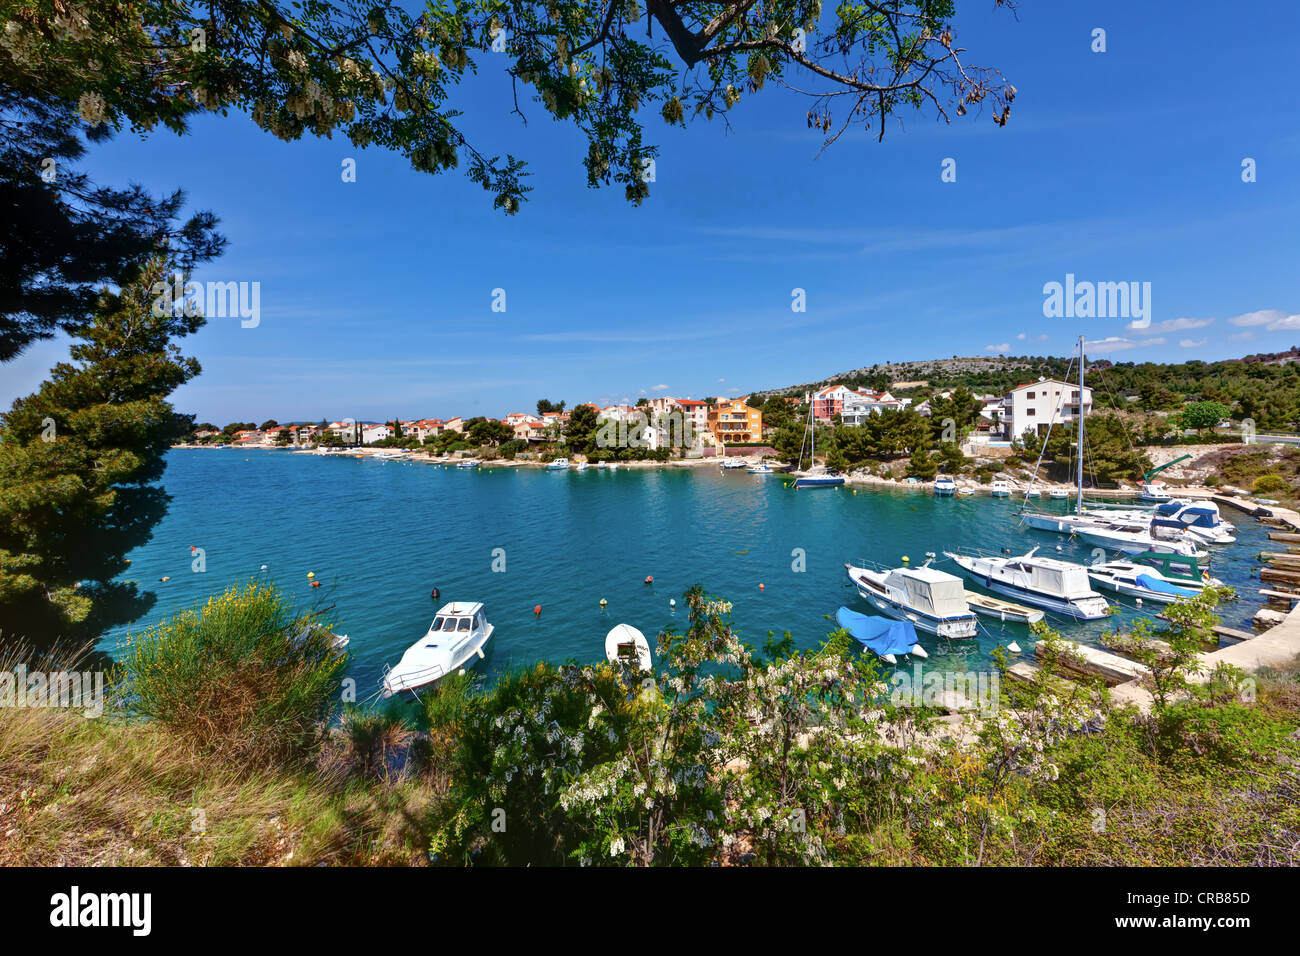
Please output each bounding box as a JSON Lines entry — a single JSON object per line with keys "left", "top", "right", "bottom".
{"left": 844, "top": 560, "right": 979, "bottom": 640}
{"left": 1087, "top": 556, "right": 1223, "bottom": 604}
{"left": 1023, "top": 486, "right": 1040, "bottom": 499}
{"left": 990, "top": 477, "right": 1012, "bottom": 497}
{"left": 944, "top": 547, "right": 1111, "bottom": 620}
{"left": 794, "top": 471, "right": 845, "bottom": 489}
{"left": 456, "top": 459, "right": 479, "bottom": 469}
{"left": 720, "top": 457, "right": 747, "bottom": 470}
{"left": 746, "top": 462, "right": 774, "bottom": 474}
{"left": 604, "top": 623, "right": 652, "bottom": 670}
{"left": 933, "top": 475, "right": 957, "bottom": 496}
{"left": 576, "top": 461, "right": 589, "bottom": 471}
{"left": 963, "top": 591, "right": 1045, "bottom": 624}
{"left": 382, "top": 602, "right": 493, "bottom": 697}
{"left": 955, "top": 485, "right": 975, "bottom": 497}
{"left": 547, "top": 457, "right": 570, "bottom": 470}
{"left": 1049, "top": 488, "right": 1070, "bottom": 500}
{"left": 1137, "top": 479, "right": 1173, "bottom": 502}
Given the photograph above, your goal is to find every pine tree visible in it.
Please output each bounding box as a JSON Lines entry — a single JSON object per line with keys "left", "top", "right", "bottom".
{"left": 0, "top": 256, "right": 203, "bottom": 645}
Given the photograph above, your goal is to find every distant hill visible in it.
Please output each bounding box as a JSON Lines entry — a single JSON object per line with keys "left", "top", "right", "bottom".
{"left": 751, "top": 354, "right": 1063, "bottom": 401}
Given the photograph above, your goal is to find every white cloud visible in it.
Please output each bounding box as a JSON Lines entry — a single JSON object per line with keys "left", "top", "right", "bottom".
{"left": 984, "top": 343, "right": 1010, "bottom": 353}
{"left": 1179, "top": 338, "right": 1207, "bottom": 348}
{"left": 651, "top": 383, "right": 668, "bottom": 391}
{"left": 1083, "top": 336, "right": 1166, "bottom": 355}
{"left": 1134, "top": 317, "right": 1214, "bottom": 333}
{"left": 1229, "top": 330, "right": 1256, "bottom": 342}
{"left": 717, "top": 377, "right": 726, "bottom": 383}
{"left": 1016, "top": 333, "right": 1049, "bottom": 342}
{"left": 1228, "top": 309, "right": 1300, "bottom": 330}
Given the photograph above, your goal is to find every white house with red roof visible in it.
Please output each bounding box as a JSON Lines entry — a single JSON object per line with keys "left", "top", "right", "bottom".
{"left": 999, "top": 378, "right": 1092, "bottom": 440}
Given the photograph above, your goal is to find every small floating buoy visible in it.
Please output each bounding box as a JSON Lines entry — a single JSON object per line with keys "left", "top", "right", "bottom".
{"left": 534, "top": 604, "right": 542, "bottom": 616}
{"left": 758, "top": 583, "right": 765, "bottom": 591}
{"left": 159, "top": 576, "right": 170, "bottom": 582}
{"left": 311, "top": 580, "right": 321, "bottom": 588}
{"left": 644, "top": 575, "right": 653, "bottom": 585}
{"left": 260, "top": 564, "right": 268, "bottom": 572}
{"left": 1135, "top": 597, "right": 1143, "bottom": 607}
{"left": 901, "top": 555, "right": 910, "bottom": 564}
{"left": 1007, "top": 641, "right": 1022, "bottom": 654}
{"left": 189, "top": 545, "right": 195, "bottom": 552}
{"left": 430, "top": 586, "right": 440, "bottom": 601}
{"left": 599, "top": 598, "right": 608, "bottom": 607}
{"left": 307, "top": 571, "right": 315, "bottom": 579}
{"left": 669, "top": 599, "right": 676, "bottom": 609}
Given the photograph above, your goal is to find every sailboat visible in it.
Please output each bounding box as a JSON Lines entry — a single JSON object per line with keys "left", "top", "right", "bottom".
{"left": 793, "top": 393, "right": 845, "bottom": 489}
{"left": 1018, "top": 335, "right": 1116, "bottom": 536}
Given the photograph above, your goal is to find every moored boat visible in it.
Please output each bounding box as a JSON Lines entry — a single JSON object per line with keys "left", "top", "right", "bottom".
{"left": 546, "top": 457, "right": 570, "bottom": 470}
{"left": 963, "top": 591, "right": 1045, "bottom": 624}
{"left": 835, "top": 607, "right": 928, "bottom": 664}
{"left": 990, "top": 477, "right": 1012, "bottom": 497}
{"left": 933, "top": 475, "right": 957, "bottom": 496}
{"left": 944, "top": 547, "right": 1111, "bottom": 620}
{"left": 382, "top": 602, "right": 493, "bottom": 697}
{"left": 605, "top": 623, "right": 653, "bottom": 670}
{"left": 844, "top": 560, "right": 979, "bottom": 640}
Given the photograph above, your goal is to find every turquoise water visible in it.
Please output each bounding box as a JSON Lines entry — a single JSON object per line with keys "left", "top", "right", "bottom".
{"left": 105, "top": 450, "right": 1272, "bottom": 694}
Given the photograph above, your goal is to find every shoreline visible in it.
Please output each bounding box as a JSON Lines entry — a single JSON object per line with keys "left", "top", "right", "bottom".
{"left": 166, "top": 443, "right": 1254, "bottom": 500}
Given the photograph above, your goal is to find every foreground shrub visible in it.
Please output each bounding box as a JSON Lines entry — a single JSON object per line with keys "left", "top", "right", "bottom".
{"left": 123, "top": 583, "right": 347, "bottom": 765}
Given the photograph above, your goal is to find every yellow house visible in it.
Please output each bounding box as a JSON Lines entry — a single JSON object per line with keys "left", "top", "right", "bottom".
{"left": 707, "top": 397, "right": 762, "bottom": 444}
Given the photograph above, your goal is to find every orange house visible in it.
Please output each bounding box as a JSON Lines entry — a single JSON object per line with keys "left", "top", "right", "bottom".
{"left": 707, "top": 397, "right": 762, "bottom": 444}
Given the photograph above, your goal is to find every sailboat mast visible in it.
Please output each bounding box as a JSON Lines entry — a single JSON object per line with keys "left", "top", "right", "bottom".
{"left": 1076, "top": 334, "right": 1085, "bottom": 516}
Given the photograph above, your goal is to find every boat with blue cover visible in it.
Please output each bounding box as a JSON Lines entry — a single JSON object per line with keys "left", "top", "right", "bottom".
{"left": 835, "top": 607, "right": 928, "bottom": 664}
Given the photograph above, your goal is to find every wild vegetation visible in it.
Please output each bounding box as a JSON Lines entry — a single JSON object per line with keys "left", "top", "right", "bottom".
{"left": 2, "top": 583, "right": 1296, "bottom": 866}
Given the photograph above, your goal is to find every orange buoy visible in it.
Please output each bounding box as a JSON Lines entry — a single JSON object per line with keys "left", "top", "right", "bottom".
{"left": 534, "top": 604, "right": 542, "bottom": 616}
{"left": 644, "top": 575, "right": 653, "bottom": 585}
{"left": 758, "top": 583, "right": 765, "bottom": 591}
{"left": 311, "top": 580, "right": 322, "bottom": 588}
{"left": 160, "top": 576, "right": 170, "bottom": 582}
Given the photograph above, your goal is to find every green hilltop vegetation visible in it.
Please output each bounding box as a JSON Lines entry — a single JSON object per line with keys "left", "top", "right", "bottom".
{"left": 754, "top": 348, "right": 1300, "bottom": 432}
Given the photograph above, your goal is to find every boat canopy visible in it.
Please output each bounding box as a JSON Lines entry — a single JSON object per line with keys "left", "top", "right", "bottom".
{"left": 1021, "top": 561, "right": 1094, "bottom": 598}
{"left": 884, "top": 567, "right": 968, "bottom": 617}
{"left": 1136, "top": 574, "right": 1199, "bottom": 597}
{"left": 1135, "top": 552, "right": 1205, "bottom": 579}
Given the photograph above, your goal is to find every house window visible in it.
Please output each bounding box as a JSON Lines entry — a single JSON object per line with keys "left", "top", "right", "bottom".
{"left": 1026, "top": 391, "right": 1034, "bottom": 399}
{"left": 1026, "top": 408, "right": 1036, "bottom": 416}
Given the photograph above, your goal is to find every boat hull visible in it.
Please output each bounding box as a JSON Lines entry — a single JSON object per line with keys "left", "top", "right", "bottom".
{"left": 795, "top": 475, "right": 845, "bottom": 488}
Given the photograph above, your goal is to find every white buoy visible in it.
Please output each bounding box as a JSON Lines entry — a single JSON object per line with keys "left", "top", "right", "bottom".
{"left": 1007, "top": 641, "right": 1022, "bottom": 654}
{"left": 910, "top": 644, "right": 929, "bottom": 659}
{"left": 669, "top": 599, "right": 676, "bottom": 608}
{"left": 1136, "top": 597, "right": 1143, "bottom": 606}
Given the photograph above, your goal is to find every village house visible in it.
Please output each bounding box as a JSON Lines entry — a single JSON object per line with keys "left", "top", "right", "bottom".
{"left": 996, "top": 378, "right": 1093, "bottom": 440}
{"left": 707, "top": 397, "right": 763, "bottom": 444}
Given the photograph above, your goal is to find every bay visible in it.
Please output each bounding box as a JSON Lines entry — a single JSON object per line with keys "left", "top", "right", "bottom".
{"left": 104, "top": 449, "right": 1273, "bottom": 695}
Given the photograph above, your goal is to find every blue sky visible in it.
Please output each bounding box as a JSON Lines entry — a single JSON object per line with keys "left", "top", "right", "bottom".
{"left": 5, "top": 0, "right": 1299, "bottom": 424}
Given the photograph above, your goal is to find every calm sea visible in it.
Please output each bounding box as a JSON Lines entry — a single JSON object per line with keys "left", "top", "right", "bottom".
{"left": 103, "top": 449, "right": 1272, "bottom": 694}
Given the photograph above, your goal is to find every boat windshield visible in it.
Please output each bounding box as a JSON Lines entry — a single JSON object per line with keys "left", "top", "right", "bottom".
{"left": 439, "top": 617, "right": 458, "bottom": 631}
{"left": 457, "top": 618, "right": 471, "bottom": 631}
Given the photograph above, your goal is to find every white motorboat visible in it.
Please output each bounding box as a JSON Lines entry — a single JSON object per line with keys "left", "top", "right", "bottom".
{"left": 604, "top": 623, "right": 652, "bottom": 670}
{"left": 456, "top": 459, "right": 479, "bottom": 469}
{"left": 1152, "top": 501, "right": 1236, "bottom": 544}
{"left": 844, "top": 560, "right": 979, "bottom": 640}
{"left": 747, "top": 462, "right": 774, "bottom": 474}
{"left": 1023, "top": 485, "right": 1040, "bottom": 499}
{"left": 955, "top": 485, "right": 975, "bottom": 497}
{"left": 944, "top": 547, "right": 1112, "bottom": 620}
{"left": 576, "top": 461, "right": 589, "bottom": 471}
{"left": 1087, "top": 555, "right": 1223, "bottom": 604}
{"left": 1048, "top": 488, "right": 1070, "bottom": 500}
{"left": 720, "top": 457, "right": 747, "bottom": 469}
{"left": 990, "top": 478, "right": 1012, "bottom": 497}
{"left": 1072, "top": 517, "right": 1210, "bottom": 559}
{"left": 546, "top": 457, "right": 570, "bottom": 470}
{"left": 1137, "top": 479, "right": 1173, "bottom": 502}
{"left": 933, "top": 475, "right": 957, "bottom": 496}
{"left": 382, "top": 602, "right": 493, "bottom": 697}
